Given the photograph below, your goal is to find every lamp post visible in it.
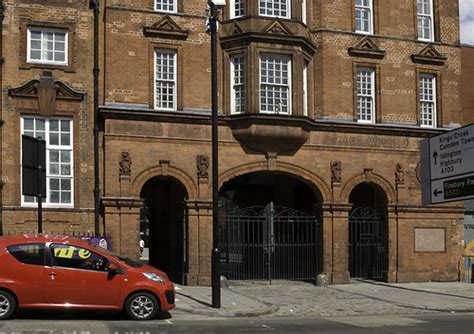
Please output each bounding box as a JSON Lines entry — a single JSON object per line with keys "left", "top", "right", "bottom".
{"left": 207, "top": 0, "right": 225, "bottom": 309}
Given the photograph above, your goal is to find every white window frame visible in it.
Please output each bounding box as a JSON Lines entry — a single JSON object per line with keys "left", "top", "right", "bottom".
{"left": 259, "top": 0, "right": 291, "bottom": 19}
{"left": 230, "top": 55, "right": 245, "bottom": 114}
{"left": 259, "top": 54, "right": 292, "bottom": 115}
{"left": 27, "top": 27, "right": 68, "bottom": 65}
{"left": 155, "top": 0, "right": 177, "bottom": 13}
{"left": 419, "top": 74, "right": 437, "bottom": 128}
{"left": 154, "top": 49, "right": 177, "bottom": 111}
{"left": 302, "top": 0, "right": 307, "bottom": 24}
{"left": 356, "top": 67, "right": 375, "bottom": 124}
{"left": 355, "top": 0, "right": 373, "bottom": 34}
{"left": 417, "top": 0, "right": 434, "bottom": 42}
{"left": 303, "top": 61, "right": 308, "bottom": 116}
{"left": 21, "top": 117, "right": 74, "bottom": 208}
{"left": 230, "top": 0, "right": 245, "bottom": 19}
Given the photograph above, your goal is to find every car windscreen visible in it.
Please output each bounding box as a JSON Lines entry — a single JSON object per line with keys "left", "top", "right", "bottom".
{"left": 90, "top": 244, "right": 143, "bottom": 268}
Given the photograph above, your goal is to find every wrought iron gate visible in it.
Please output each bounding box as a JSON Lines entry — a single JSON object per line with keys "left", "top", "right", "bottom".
{"left": 219, "top": 202, "right": 320, "bottom": 281}
{"left": 349, "top": 207, "right": 387, "bottom": 280}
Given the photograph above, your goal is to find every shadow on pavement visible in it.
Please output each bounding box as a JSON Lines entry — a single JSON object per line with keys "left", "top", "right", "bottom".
{"left": 15, "top": 309, "right": 172, "bottom": 321}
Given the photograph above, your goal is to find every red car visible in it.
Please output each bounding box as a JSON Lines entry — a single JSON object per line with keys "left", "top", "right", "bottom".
{"left": 0, "top": 234, "right": 175, "bottom": 320}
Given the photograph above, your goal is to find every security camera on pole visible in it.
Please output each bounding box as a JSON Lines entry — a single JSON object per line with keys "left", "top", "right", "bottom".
{"left": 207, "top": 0, "right": 225, "bottom": 309}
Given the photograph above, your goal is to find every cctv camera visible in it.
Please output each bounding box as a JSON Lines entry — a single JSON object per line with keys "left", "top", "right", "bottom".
{"left": 208, "top": 0, "right": 226, "bottom": 7}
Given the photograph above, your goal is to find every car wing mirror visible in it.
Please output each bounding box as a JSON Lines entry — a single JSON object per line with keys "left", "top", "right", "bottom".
{"left": 108, "top": 263, "right": 118, "bottom": 273}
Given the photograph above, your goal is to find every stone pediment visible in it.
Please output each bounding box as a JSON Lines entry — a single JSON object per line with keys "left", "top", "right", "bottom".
{"left": 231, "top": 20, "right": 243, "bottom": 34}
{"left": 264, "top": 19, "right": 293, "bottom": 36}
{"left": 348, "top": 36, "right": 385, "bottom": 59}
{"left": 8, "top": 72, "right": 84, "bottom": 115}
{"left": 411, "top": 44, "right": 447, "bottom": 66}
{"left": 143, "top": 15, "right": 189, "bottom": 39}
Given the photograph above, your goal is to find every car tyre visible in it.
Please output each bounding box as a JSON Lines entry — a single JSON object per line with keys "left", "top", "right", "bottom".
{"left": 0, "top": 291, "right": 16, "bottom": 320}
{"left": 124, "top": 292, "right": 160, "bottom": 320}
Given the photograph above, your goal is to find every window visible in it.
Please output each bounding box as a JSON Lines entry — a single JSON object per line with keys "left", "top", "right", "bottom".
{"left": 27, "top": 27, "right": 67, "bottom": 65}
{"left": 259, "top": 0, "right": 290, "bottom": 19}
{"left": 7, "top": 243, "right": 45, "bottom": 266}
{"left": 260, "top": 54, "right": 291, "bottom": 114}
{"left": 302, "top": 0, "right": 307, "bottom": 24}
{"left": 231, "top": 55, "right": 245, "bottom": 114}
{"left": 155, "top": 49, "right": 177, "bottom": 111}
{"left": 231, "top": 0, "right": 245, "bottom": 18}
{"left": 155, "top": 0, "right": 177, "bottom": 13}
{"left": 50, "top": 244, "right": 109, "bottom": 272}
{"left": 417, "top": 0, "right": 434, "bottom": 41}
{"left": 21, "top": 117, "right": 73, "bottom": 207}
{"left": 303, "top": 61, "right": 308, "bottom": 116}
{"left": 356, "top": 67, "right": 375, "bottom": 123}
{"left": 355, "top": 0, "right": 373, "bottom": 34}
{"left": 419, "top": 74, "right": 437, "bottom": 127}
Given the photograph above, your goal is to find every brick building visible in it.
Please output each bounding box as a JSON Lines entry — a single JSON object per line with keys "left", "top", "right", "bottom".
{"left": 0, "top": 0, "right": 466, "bottom": 286}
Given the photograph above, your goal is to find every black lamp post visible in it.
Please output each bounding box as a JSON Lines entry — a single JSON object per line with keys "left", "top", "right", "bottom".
{"left": 208, "top": 0, "right": 225, "bottom": 309}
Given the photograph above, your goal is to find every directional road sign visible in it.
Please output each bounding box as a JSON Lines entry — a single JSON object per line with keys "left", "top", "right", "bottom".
{"left": 420, "top": 124, "right": 474, "bottom": 205}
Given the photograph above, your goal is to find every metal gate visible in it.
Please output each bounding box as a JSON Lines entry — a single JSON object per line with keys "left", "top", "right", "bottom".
{"left": 349, "top": 206, "right": 387, "bottom": 280}
{"left": 219, "top": 201, "right": 320, "bottom": 281}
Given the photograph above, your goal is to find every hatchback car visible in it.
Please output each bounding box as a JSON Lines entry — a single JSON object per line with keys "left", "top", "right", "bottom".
{"left": 0, "top": 234, "right": 175, "bottom": 320}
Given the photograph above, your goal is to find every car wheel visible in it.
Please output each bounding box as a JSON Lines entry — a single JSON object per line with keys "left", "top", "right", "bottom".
{"left": 0, "top": 291, "right": 16, "bottom": 320}
{"left": 124, "top": 292, "right": 160, "bottom": 320}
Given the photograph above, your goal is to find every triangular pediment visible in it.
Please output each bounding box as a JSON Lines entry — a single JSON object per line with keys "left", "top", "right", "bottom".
{"left": 411, "top": 44, "right": 447, "bottom": 65}
{"left": 264, "top": 20, "right": 292, "bottom": 36}
{"left": 8, "top": 73, "right": 84, "bottom": 116}
{"left": 231, "top": 20, "right": 243, "bottom": 34}
{"left": 348, "top": 36, "right": 385, "bottom": 59}
{"left": 143, "top": 15, "right": 188, "bottom": 39}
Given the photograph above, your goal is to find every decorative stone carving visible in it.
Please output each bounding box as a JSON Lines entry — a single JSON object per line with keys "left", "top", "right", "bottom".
{"left": 264, "top": 20, "right": 293, "bottom": 35}
{"left": 196, "top": 155, "right": 209, "bottom": 178}
{"left": 331, "top": 161, "right": 342, "bottom": 184}
{"left": 395, "top": 163, "right": 405, "bottom": 185}
{"left": 348, "top": 36, "right": 386, "bottom": 59}
{"left": 411, "top": 44, "right": 447, "bottom": 66}
{"left": 143, "top": 15, "right": 189, "bottom": 39}
{"left": 363, "top": 168, "right": 373, "bottom": 183}
{"left": 119, "top": 152, "right": 132, "bottom": 176}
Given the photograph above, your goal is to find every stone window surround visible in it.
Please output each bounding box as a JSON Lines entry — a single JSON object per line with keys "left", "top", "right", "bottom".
{"left": 352, "top": 61, "right": 381, "bottom": 124}
{"left": 225, "top": 0, "right": 307, "bottom": 23}
{"left": 416, "top": 68, "right": 442, "bottom": 128}
{"left": 19, "top": 18, "right": 76, "bottom": 73}
{"left": 27, "top": 27, "right": 68, "bottom": 66}
{"left": 148, "top": 43, "right": 183, "bottom": 111}
{"left": 351, "top": 0, "right": 379, "bottom": 35}
{"left": 21, "top": 116, "right": 74, "bottom": 208}
{"left": 223, "top": 44, "right": 312, "bottom": 116}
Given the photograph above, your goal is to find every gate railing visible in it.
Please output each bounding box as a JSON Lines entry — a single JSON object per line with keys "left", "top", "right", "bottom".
{"left": 219, "top": 201, "right": 320, "bottom": 281}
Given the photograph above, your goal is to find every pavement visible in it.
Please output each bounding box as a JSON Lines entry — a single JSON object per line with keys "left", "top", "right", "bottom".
{"left": 172, "top": 279, "right": 474, "bottom": 319}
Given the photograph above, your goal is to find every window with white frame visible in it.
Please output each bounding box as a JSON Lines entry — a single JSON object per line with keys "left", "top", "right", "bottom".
{"left": 27, "top": 27, "right": 67, "bottom": 65}
{"left": 419, "top": 74, "right": 437, "bottom": 127}
{"left": 356, "top": 67, "right": 375, "bottom": 123}
{"left": 303, "top": 61, "right": 308, "bottom": 116}
{"left": 355, "top": 0, "right": 373, "bottom": 34}
{"left": 260, "top": 54, "right": 291, "bottom": 114}
{"left": 155, "top": 49, "right": 177, "bottom": 111}
{"left": 231, "top": 0, "right": 245, "bottom": 18}
{"left": 155, "top": 0, "right": 177, "bottom": 13}
{"left": 259, "top": 0, "right": 290, "bottom": 19}
{"left": 21, "top": 117, "right": 73, "bottom": 207}
{"left": 302, "top": 0, "right": 307, "bottom": 24}
{"left": 417, "top": 0, "right": 434, "bottom": 41}
{"left": 231, "top": 55, "right": 245, "bottom": 114}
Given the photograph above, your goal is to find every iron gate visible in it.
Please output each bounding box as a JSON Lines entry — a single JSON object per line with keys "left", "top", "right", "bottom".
{"left": 349, "top": 206, "right": 387, "bottom": 280}
{"left": 219, "top": 202, "right": 320, "bottom": 281}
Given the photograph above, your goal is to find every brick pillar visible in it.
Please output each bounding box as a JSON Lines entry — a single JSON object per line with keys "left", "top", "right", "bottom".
{"left": 330, "top": 204, "right": 351, "bottom": 284}
{"left": 101, "top": 197, "right": 143, "bottom": 261}
{"left": 185, "top": 200, "right": 213, "bottom": 286}
{"left": 320, "top": 204, "right": 333, "bottom": 278}
{"left": 387, "top": 206, "right": 398, "bottom": 283}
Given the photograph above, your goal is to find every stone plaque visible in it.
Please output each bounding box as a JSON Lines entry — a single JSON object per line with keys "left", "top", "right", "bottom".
{"left": 414, "top": 228, "right": 445, "bottom": 252}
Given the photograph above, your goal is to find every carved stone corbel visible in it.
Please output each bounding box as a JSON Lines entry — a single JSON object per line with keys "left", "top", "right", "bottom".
{"left": 196, "top": 155, "right": 209, "bottom": 198}
{"left": 119, "top": 151, "right": 132, "bottom": 196}
{"left": 331, "top": 161, "right": 342, "bottom": 185}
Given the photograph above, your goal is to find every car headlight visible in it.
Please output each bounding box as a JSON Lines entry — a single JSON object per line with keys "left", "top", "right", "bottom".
{"left": 143, "top": 272, "right": 165, "bottom": 284}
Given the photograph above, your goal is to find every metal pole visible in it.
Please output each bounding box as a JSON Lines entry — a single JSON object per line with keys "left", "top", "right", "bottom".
{"left": 210, "top": 3, "right": 221, "bottom": 309}
{"left": 37, "top": 138, "right": 42, "bottom": 234}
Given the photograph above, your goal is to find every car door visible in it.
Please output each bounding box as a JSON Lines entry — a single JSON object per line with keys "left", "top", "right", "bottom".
{"left": 44, "top": 243, "right": 122, "bottom": 307}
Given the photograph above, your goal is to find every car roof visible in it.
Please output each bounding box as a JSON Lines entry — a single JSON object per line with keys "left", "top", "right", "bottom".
{"left": 0, "top": 234, "right": 90, "bottom": 247}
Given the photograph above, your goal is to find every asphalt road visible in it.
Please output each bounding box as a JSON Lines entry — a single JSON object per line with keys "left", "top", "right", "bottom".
{"left": 1, "top": 312, "right": 474, "bottom": 334}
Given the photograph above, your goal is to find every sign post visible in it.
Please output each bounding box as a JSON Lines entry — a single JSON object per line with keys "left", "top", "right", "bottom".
{"left": 22, "top": 135, "right": 46, "bottom": 233}
{"left": 420, "top": 124, "right": 474, "bottom": 205}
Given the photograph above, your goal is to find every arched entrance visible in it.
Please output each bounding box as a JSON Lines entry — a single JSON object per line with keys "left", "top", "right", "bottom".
{"left": 219, "top": 171, "right": 323, "bottom": 281}
{"left": 140, "top": 176, "right": 188, "bottom": 284}
{"left": 348, "top": 183, "right": 388, "bottom": 280}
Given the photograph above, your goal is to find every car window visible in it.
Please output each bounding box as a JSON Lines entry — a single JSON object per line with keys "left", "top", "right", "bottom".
{"left": 7, "top": 243, "right": 45, "bottom": 266}
{"left": 50, "top": 243, "right": 109, "bottom": 272}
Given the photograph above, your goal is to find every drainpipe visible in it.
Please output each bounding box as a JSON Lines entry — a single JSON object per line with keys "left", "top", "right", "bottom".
{"left": 90, "top": 0, "right": 100, "bottom": 236}
{"left": 0, "top": 0, "right": 4, "bottom": 235}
